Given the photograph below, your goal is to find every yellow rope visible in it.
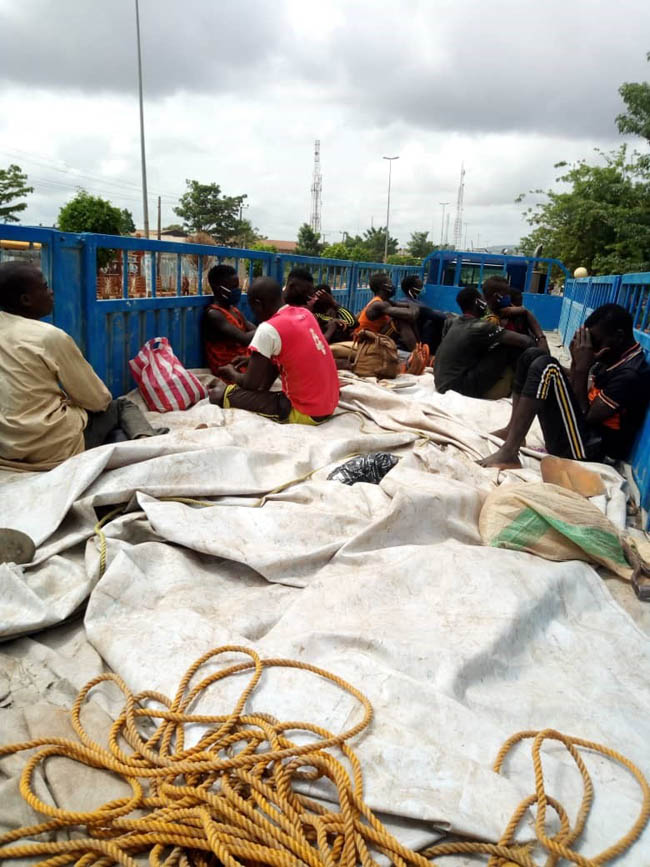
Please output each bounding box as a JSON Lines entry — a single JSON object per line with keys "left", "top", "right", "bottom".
{"left": 1, "top": 646, "right": 648, "bottom": 866}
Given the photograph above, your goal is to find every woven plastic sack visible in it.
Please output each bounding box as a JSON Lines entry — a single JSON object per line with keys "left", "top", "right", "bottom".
{"left": 328, "top": 453, "right": 399, "bottom": 486}
{"left": 129, "top": 337, "right": 207, "bottom": 413}
{"left": 479, "top": 482, "right": 632, "bottom": 579}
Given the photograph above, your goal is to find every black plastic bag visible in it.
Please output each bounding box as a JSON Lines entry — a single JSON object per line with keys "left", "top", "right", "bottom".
{"left": 327, "top": 453, "right": 399, "bottom": 486}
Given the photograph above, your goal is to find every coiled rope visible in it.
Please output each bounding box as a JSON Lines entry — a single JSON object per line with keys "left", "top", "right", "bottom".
{"left": 1, "top": 646, "right": 648, "bottom": 866}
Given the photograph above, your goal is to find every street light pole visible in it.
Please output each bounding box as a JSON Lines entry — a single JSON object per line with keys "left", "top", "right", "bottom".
{"left": 383, "top": 156, "right": 399, "bottom": 263}
{"left": 135, "top": 0, "right": 149, "bottom": 238}
{"left": 439, "top": 202, "right": 449, "bottom": 246}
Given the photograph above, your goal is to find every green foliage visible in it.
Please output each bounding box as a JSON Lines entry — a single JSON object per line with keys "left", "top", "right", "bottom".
{"left": 249, "top": 241, "right": 278, "bottom": 278}
{"left": 0, "top": 164, "right": 33, "bottom": 223}
{"left": 359, "top": 226, "right": 398, "bottom": 261}
{"left": 234, "top": 218, "right": 264, "bottom": 249}
{"left": 174, "top": 179, "right": 246, "bottom": 244}
{"left": 322, "top": 228, "right": 399, "bottom": 262}
{"left": 616, "top": 52, "right": 650, "bottom": 146}
{"left": 406, "top": 230, "right": 435, "bottom": 259}
{"left": 386, "top": 253, "right": 420, "bottom": 265}
{"left": 295, "top": 223, "right": 324, "bottom": 256}
{"left": 58, "top": 190, "right": 134, "bottom": 269}
{"left": 518, "top": 147, "right": 650, "bottom": 275}
{"left": 58, "top": 190, "right": 127, "bottom": 235}
{"left": 321, "top": 242, "right": 351, "bottom": 260}
{"left": 119, "top": 209, "right": 136, "bottom": 233}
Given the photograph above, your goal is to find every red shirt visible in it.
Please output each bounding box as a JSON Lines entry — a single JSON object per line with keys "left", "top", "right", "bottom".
{"left": 203, "top": 304, "right": 251, "bottom": 374}
{"left": 250, "top": 305, "right": 339, "bottom": 417}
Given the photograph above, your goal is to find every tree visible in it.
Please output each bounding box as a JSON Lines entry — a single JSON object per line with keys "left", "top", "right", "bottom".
{"left": 0, "top": 164, "right": 33, "bottom": 223}
{"left": 58, "top": 190, "right": 133, "bottom": 268}
{"left": 174, "top": 179, "right": 246, "bottom": 244}
{"left": 518, "top": 147, "right": 650, "bottom": 275}
{"left": 234, "top": 218, "right": 263, "bottom": 249}
{"left": 616, "top": 52, "right": 650, "bottom": 146}
{"left": 359, "top": 226, "right": 398, "bottom": 261}
{"left": 295, "top": 223, "right": 324, "bottom": 257}
{"left": 321, "top": 242, "right": 351, "bottom": 260}
{"left": 119, "top": 208, "right": 136, "bottom": 234}
{"left": 406, "top": 231, "right": 435, "bottom": 259}
{"left": 386, "top": 253, "right": 420, "bottom": 266}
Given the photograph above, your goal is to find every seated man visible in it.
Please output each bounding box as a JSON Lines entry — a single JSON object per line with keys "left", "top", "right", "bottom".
{"left": 307, "top": 284, "right": 357, "bottom": 344}
{"left": 203, "top": 264, "right": 256, "bottom": 375}
{"left": 355, "top": 272, "right": 418, "bottom": 351}
{"left": 401, "top": 274, "right": 449, "bottom": 355}
{"left": 434, "top": 287, "right": 533, "bottom": 399}
{"left": 482, "top": 276, "right": 549, "bottom": 352}
{"left": 283, "top": 267, "right": 315, "bottom": 306}
{"left": 209, "top": 277, "right": 339, "bottom": 425}
{"left": 0, "top": 262, "right": 165, "bottom": 472}
{"left": 480, "top": 304, "right": 650, "bottom": 468}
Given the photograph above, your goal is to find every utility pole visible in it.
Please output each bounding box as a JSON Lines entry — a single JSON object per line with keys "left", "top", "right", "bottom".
{"left": 238, "top": 203, "right": 249, "bottom": 246}
{"left": 445, "top": 213, "right": 450, "bottom": 245}
{"left": 439, "top": 202, "right": 449, "bottom": 246}
{"left": 157, "top": 196, "right": 161, "bottom": 240}
{"left": 383, "top": 155, "right": 399, "bottom": 263}
{"left": 134, "top": 0, "right": 149, "bottom": 238}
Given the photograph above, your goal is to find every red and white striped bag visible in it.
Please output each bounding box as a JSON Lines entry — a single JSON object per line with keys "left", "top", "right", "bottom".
{"left": 129, "top": 337, "right": 207, "bottom": 412}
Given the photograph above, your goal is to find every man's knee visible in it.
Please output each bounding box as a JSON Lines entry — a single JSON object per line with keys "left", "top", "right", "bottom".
{"left": 515, "top": 347, "right": 553, "bottom": 387}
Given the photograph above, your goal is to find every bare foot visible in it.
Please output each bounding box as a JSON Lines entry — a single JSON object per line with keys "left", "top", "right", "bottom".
{"left": 489, "top": 427, "right": 527, "bottom": 447}
{"left": 478, "top": 447, "right": 522, "bottom": 469}
{"left": 208, "top": 382, "right": 227, "bottom": 406}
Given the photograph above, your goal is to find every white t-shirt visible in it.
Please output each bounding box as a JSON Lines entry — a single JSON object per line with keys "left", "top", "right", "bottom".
{"left": 251, "top": 320, "right": 282, "bottom": 360}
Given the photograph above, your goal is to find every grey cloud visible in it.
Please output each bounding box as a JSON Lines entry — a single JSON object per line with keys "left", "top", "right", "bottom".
{"left": 297, "top": 0, "right": 650, "bottom": 139}
{"left": 3, "top": 0, "right": 649, "bottom": 143}
{"left": 0, "top": 0, "right": 285, "bottom": 96}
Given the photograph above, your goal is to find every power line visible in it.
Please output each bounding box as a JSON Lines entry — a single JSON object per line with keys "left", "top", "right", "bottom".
{"left": 0, "top": 147, "right": 180, "bottom": 201}
{"left": 27, "top": 174, "right": 171, "bottom": 209}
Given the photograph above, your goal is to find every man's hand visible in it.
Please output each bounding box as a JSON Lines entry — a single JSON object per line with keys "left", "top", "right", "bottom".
{"left": 216, "top": 363, "right": 240, "bottom": 383}
{"left": 570, "top": 326, "right": 598, "bottom": 370}
{"left": 230, "top": 355, "right": 249, "bottom": 371}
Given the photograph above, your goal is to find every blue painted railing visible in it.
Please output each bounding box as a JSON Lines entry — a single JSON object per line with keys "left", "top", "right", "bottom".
{"left": 421, "top": 249, "right": 568, "bottom": 330}
{"left": 0, "top": 225, "right": 420, "bottom": 396}
{"left": 421, "top": 284, "right": 564, "bottom": 331}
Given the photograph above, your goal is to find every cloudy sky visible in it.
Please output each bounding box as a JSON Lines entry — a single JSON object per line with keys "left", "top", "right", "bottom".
{"left": 1, "top": 0, "right": 649, "bottom": 249}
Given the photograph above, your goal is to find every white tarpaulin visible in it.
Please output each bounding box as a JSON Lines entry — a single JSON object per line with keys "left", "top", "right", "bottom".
{"left": 1, "top": 363, "right": 649, "bottom": 864}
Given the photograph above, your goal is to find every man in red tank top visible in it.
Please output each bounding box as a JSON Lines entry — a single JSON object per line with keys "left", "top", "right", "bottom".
{"left": 202, "top": 264, "right": 256, "bottom": 375}
{"left": 208, "top": 277, "right": 339, "bottom": 425}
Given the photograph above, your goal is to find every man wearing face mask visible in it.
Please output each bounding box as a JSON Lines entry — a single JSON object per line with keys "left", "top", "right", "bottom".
{"left": 434, "top": 287, "right": 534, "bottom": 398}
{"left": 401, "top": 274, "right": 449, "bottom": 355}
{"left": 480, "top": 304, "right": 650, "bottom": 469}
{"left": 203, "top": 264, "right": 256, "bottom": 376}
{"left": 482, "top": 276, "right": 548, "bottom": 352}
{"left": 355, "top": 272, "right": 419, "bottom": 350}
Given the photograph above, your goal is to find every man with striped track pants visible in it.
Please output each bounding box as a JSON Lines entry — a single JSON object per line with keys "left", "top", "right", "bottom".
{"left": 479, "top": 304, "right": 650, "bottom": 469}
